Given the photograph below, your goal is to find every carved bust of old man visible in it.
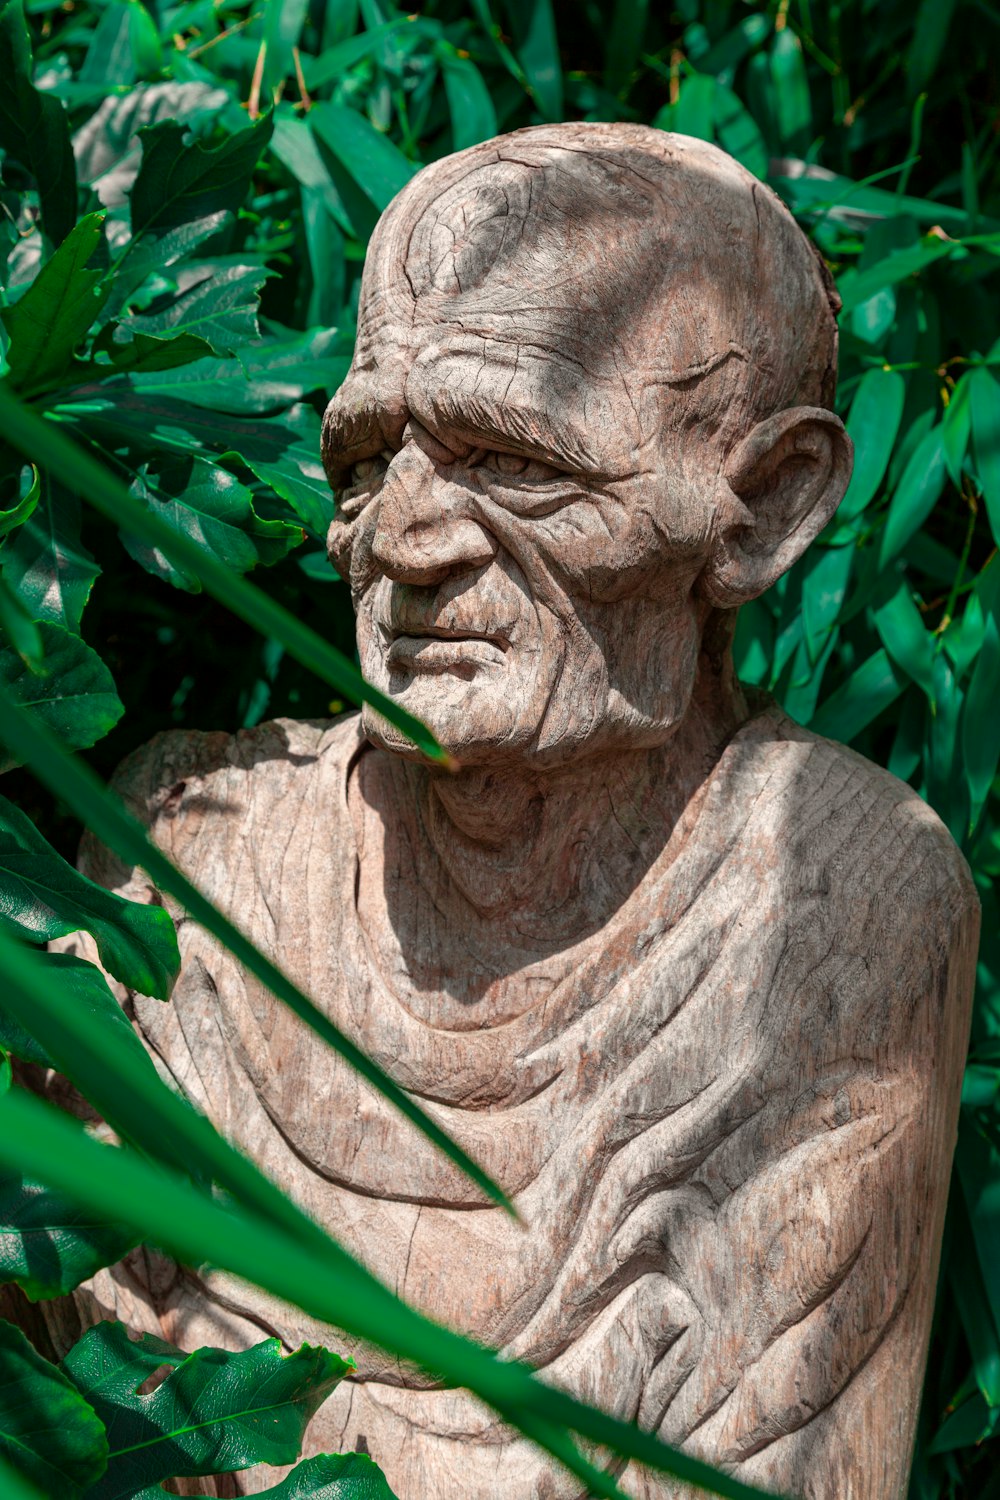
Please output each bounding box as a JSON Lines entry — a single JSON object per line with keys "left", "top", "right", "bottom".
{"left": 66, "top": 124, "right": 979, "bottom": 1499}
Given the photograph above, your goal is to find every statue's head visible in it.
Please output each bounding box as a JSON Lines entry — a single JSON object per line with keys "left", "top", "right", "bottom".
{"left": 322, "top": 124, "right": 851, "bottom": 767}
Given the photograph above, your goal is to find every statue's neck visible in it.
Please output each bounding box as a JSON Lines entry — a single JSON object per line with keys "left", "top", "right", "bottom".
{"left": 392, "top": 645, "right": 748, "bottom": 944}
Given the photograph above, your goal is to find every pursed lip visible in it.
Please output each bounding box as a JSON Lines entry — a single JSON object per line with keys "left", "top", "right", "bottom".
{"left": 383, "top": 623, "right": 510, "bottom": 652}
{"left": 383, "top": 624, "right": 510, "bottom": 672}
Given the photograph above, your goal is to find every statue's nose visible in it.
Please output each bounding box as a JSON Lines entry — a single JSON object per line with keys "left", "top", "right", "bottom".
{"left": 371, "top": 445, "right": 498, "bottom": 586}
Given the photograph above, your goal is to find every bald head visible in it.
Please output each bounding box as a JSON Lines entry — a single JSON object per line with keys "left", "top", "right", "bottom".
{"left": 324, "top": 124, "right": 839, "bottom": 484}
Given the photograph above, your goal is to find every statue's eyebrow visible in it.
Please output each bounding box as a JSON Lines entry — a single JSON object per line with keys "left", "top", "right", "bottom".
{"left": 322, "top": 396, "right": 396, "bottom": 482}
{"left": 407, "top": 384, "right": 599, "bottom": 475}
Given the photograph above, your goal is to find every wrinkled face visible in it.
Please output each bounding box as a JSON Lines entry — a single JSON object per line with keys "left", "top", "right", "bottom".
{"left": 324, "top": 329, "right": 718, "bottom": 767}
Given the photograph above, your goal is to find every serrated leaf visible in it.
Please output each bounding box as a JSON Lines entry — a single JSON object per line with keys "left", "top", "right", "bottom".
{"left": 123, "top": 454, "right": 302, "bottom": 591}
{"left": 1, "top": 213, "right": 109, "bottom": 394}
{"left": 310, "top": 103, "right": 416, "bottom": 213}
{"left": 129, "top": 114, "right": 274, "bottom": 240}
{"left": 121, "top": 258, "right": 271, "bottom": 353}
{"left": 0, "top": 1166, "right": 138, "bottom": 1301}
{"left": 62, "top": 1323, "right": 350, "bottom": 1499}
{"left": 249, "top": 1451, "right": 399, "bottom": 1497}
{"left": 2, "top": 476, "right": 99, "bottom": 634}
{"left": 123, "top": 327, "right": 349, "bottom": 413}
{"left": 73, "top": 83, "right": 230, "bottom": 209}
{"left": 0, "top": 0, "right": 77, "bottom": 245}
{"left": 0, "top": 1319, "right": 108, "bottom": 1498}
{"left": 0, "top": 793, "right": 178, "bottom": 999}
{"left": 0, "top": 619, "right": 121, "bottom": 771}
{"left": 90, "top": 328, "right": 215, "bottom": 377}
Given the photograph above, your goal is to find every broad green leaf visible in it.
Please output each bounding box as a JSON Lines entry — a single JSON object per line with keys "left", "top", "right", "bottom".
{"left": 99, "top": 210, "right": 233, "bottom": 325}
{"left": 971, "top": 365, "right": 1000, "bottom": 544}
{"left": 839, "top": 369, "right": 906, "bottom": 518}
{"left": 94, "top": 329, "right": 216, "bottom": 375}
{"left": 503, "top": 0, "right": 562, "bottom": 120}
{"left": 604, "top": 0, "right": 649, "bottom": 96}
{"left": 809, "top": 648, "right": 908, "bottom": 742}
{"left": 0, "top": 1317, "right": 108, "bottom": 1498}
{"left": 73, "top": 83, "right": 230, "bottom": 207}
{"left": 713, "top": 79, "right": 768, "bottom": 179}
{"left": 907, "top": 0, "right": 959, "bottom": 97}
{"left": 0, "top": 463, "right": 38, "bottom": 541}
{"left": 2, "top": 477, "right": 99, "bottom": 635}
{"left": 837, "top": 236, "right": 956, "bottom": 315}
{"left": 873, "top": 585, "right": 937, "bottom": 699}
{"left": 0, "top": 620, "right": 122, "bottom": 771}
{"left": 699, "top": 15, "right": 770, "bottom": 77}
{"left": 963, "top": 605, "right": 1000, "bottom": 829}
{"left": 123, "top": 455, "right": 302, "bottom": 592}
{"left": 878, "top": 425, "right": 947, "bottom": 566}
{"left": 0, "top": 573, "right": 41, "bottom": 669}
{"left": 0, "top": 0, "right": 77, "bottom": 245}
{"left": 0, "top": 1087, "right": 774, "bottom": 1500}
{"left": 246, "top": 1451, "right": 399, "bottom": 1497}
{"left": 671, "top": 72, "right": 715, "bottom": 141}
{"left": 298, "top": 550, "right": 340, "bottom": 582}
{"left": 122, "top": 258, "right": 272, "bottom": 354}
{"left": 0, "top": 1454, "right": 46, "bottom": 1499}
{"left": 310, "top": 103, "right": 416, "bottom": 213}
{"left": 63, "top": 1323, "right": 349, "bottom": 1498}
{"left": 439, "top": 46, "right": 498, "bottom": 152}
{"left": 1, "top": 213, "right": 109, "bottom": 394}
{"left": 942, "top": 372, "right": 973, "bottom": 487}
{"left": 129, "top": 114, "right": 274, "bottom": 240}
{"left": 928, "top": 1391, "right": 996, "bottom": 1453}
{"left": 77, "top": 0, "right": 162, "bottom": 88}
{"left": 123, "top": 327, "right": 350, "bottom": 413}
{"left": 769, "top": 29, "right": 810, "bottom": 155}
{"left": 0, "top": 1169, "right": 138, "bottom": 1301}
{"left": 0, "top": 792, "right": 178, "bottom": 998}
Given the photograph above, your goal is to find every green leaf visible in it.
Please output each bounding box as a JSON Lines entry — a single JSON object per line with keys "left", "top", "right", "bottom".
{"left": 310, "top": 103, "right": 416, "bottom": 213}
{"left": 0, "top": 463, "right": 39, "bottom": 541}
{"left": 1, "top": 477, "right": 100, "bottom": 635}
{"left": 503, "top": 0, "right": 562, "bottom": 119}
{"left": 122, "top": 327, "right": 350, "bottom": 414}
{"left": 873, "top": 584, "right": 937, "bottom": 699}
{"left": 878, "top": 424, "right": 947, "bottom": 567}
{"left": 963, "top": 605, "right": 1000, "bottom": 830}
{"left": 604, "top": 0, "right": 649, "bottom": 96}
{"left": 73, "top": 83, "right": 231, "bottom": 206}
{"left": 810, "top": 647, "right": 909, "bottom": 742}
{"left": 840, "top": 369, "right": 906, "bottom": 518}
{"left": 123, "top": 455, "right": 302, "bottom": 592}
{"left": 907, "top": 0, "right": 959, "bottom": 97}
{"left": 439, "top": 45, "right": 498, "bottom": 152}
{"left": 0, "top": 1318, "right": 108, "bottom": 1498}
{"left": 1, "top": 213, "right": 109, "bottom": 394}
{"left": 0, "top": 0, "right": 77, "bottom": 245}
{"left": 0, "top": 620, "right": 122, "bottom": 771}
{"left": 0, "top": 793, "right": 178, "bottom": 999}
{"left": 971, "top": 365, "right": 1000, "bottom": 544}
{"left": 94, "top": 329, "right": 216, "bottom": 375}
{"left": 301, "top": 19, "right": 410, "bottom": 90}
{"left": 63, "top": 1322, "right": 349, "bottom": 1498}
{"left": 0, "top": 1167, "right": 138, "bottom": 1301}
{"left": 769, "top": 29, "right": 811, "bottom": 155}
{"left": 121, "top": 258, "right": 271, "bottom": 354}
{"left": 0, "top": 1087, "right": 774, "bottom": 1500}
{"left": 837, "top": 235, "right": 956, "bottom": 315}
{"left": 129, "top": 114, "right": 274, "bottom": 241}
{"left": 712, "top": 78, "right": 768, "bottom": 179}
{"left": 77, "top": 0, "right": 162, "bottom": 88}
{"left": 802, "top": 541, "right": 854, "bottom": 662}
{"left": 0, "top": 1454, "right": 46, "bottom": 1499}
{"left": 942, "top": 372, "right": 973, "bottom": 487}
{"left": 245, "top": 1452, "right": 399, "bottom": 1497}
{"left": 0, "top": 573, "right": 42, "bottom": 669}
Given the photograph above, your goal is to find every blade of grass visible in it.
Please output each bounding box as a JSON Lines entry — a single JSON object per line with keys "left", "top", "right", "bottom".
{"left": 0, "top": 680, "right": 509, "bottom": 1215}
{"left": 0, "top": 386, "right": 452, "bottom": 769}
{"left": 0, "top": 1085, "right": 779, "bottom": 1500}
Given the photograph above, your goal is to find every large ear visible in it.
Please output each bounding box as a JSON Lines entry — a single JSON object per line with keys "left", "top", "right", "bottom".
{"left": 699, "top": 407, "right": 853, "bottom": 608}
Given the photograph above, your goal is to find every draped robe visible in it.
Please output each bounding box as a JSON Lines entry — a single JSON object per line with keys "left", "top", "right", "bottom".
{"left": 60, "top": 704, "right": 978, "bottom": 1499}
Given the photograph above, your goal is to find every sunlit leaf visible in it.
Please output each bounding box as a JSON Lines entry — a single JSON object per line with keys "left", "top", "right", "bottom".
{"left": 0, "top": 621, "right": 122, "bottom": 771}
{"left": 129, "top": 114, "right": 274, "bottom": 240}
{"left": 0, "top": 1318, "right": 108, "bottom": 1499}
{"left": 1, "top": 213, "right": 109, "bottom": 394}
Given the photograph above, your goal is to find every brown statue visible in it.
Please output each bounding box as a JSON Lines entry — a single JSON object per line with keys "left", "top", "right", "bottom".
{"left": 50, "top": 124, "right": 979, "bottom": 1498}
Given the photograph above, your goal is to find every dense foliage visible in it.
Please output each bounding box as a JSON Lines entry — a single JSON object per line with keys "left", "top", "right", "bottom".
{"left": 0, "top": 0, "right": 998, "bottom": 1495}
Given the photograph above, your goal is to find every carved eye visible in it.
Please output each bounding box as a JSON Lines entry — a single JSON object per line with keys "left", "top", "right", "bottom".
{"left": 349, "top": 454, "right": 391, "bottom": 487}
{"left": 477, "top": 450, "right": 562, "bottom": 482}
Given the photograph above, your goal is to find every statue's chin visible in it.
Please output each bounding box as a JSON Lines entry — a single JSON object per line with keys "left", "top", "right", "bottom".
{"left": 360, "top": 680, "right": 537, "bottom": 767}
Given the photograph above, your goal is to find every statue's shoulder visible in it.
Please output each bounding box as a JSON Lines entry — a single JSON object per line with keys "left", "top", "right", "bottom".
{"left": 733, "top": 704, "right": 979, "bottom": 934}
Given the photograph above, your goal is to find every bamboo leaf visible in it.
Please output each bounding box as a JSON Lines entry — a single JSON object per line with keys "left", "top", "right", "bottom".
{"left": 840, "top": 368, "right": 906, "bottom": 519}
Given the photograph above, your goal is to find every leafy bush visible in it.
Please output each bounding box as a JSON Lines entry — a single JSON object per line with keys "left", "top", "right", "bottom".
{"left": 0, "top": 1, "right": 998, "bottom": 1497}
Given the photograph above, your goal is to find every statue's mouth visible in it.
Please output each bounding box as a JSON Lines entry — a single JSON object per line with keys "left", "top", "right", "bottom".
{"left": 385, "top": 627, "right": 508, "bottom": 674}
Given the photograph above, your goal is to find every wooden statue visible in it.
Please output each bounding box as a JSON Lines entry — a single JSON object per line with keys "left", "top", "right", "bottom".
{"left": 50, "top": 125, "right": 979, "bottom": 1498}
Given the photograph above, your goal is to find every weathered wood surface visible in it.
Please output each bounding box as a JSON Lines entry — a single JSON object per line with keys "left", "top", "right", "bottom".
{"left": 44, "top": 124, "right": 978, "bottom": 1498}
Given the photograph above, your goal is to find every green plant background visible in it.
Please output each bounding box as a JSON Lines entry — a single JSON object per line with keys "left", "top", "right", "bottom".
{"left": 0, "top": 0, "right": 998, "bottom": 1496}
